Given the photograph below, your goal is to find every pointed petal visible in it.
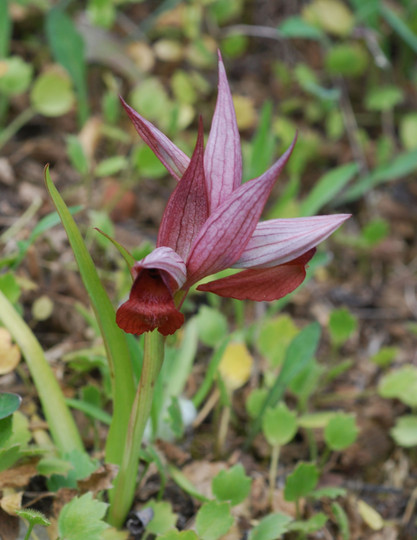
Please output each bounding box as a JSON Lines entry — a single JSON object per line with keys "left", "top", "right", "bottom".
{"left": 132, "top": 247, "right": 187, "bottom": 290}
{"left": 234, "top": 214, "right": 350, "bottom": 269}
{"left": 121, "top": 97, "right": 190, "bottom": 181}
{"left": 205, "top": 51, "right": 242, "bottom": 211}
{"left": 157, "top": 119, "right": 209, "bottom": 260}
{"left": 116, "top": 268, "right": 184, "bottom": 336}
{"left": 185, "top": 137, "right": 296, "bottom": 286}
{"left": 197, "top": 249, "right": 315, "bottom": 301}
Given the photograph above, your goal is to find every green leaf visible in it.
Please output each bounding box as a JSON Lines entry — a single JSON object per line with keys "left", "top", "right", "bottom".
{"left": 196, "top": 306, "right": 228, "bottom": 347}
{"left": 246, "top": 322, "right": 321, "bottom": 447}
{"left": 246, "top": 388, "right": 268, "bottom": 419}
{"left": 380, "top": 3, "right": 417, "bottom": 54}
{"left": 31, "top": 71, "right": 74, "bottom": 116}
{"left": 284, "top": 463, "right": 319, "bottom": 502}
{"left": 244, "top": 101, "right": 276, "bottom": 182}
{"left": 0, "top": 1, "right": 11, "bottom": 58}
{"left": 212, "top": 464, "right": 252, "bottom": 506}
{"left": 0, "top": 416, "right": 12, "bottom": 448}
{"left": 301, "top": 163, "right": 358, "bottom": 215}
{"left": 58, "top": 492, "right": 108, "bottom": 540}
{"left": 370, "top": 346, "right": 398, "bottom": 368}
{"left": 0, "top": 292, "right": 84, "bottom": 454}
{"left": 0, "top": 56, "right": 33, "bottom": 96}
{"left": 159, "top": 532, "right": 199, "bottom": 540}
{"left": 328, "top": 307, "right": 357, "bottom": 347}
{"left": 249, "top": 513, "right": 293, "bottom": 540}
{"left": 288, "top": 512, "right": 327, "bottom": 533}
{"left": 297, "top": 411, "right": 336, "bottom": 429}
{"left": 340, "top": 149, "right": 417, "bottom": 203}
{"left": 16, "top": 508, "right": 50, "bottom": 527}
{"left": 278, "top": 16, "right": 324, "bottom": 40}
{"left": 257, "top": 315, "right": 299, "bottom": 368}
{"left": 195, "top": 501, "right": 234, "bottom": 540}
{"left": 310, "top": 486, "right": 346, "bottom": 499}
{"left": 46, "top": 8, "right": 89, "bottom": 124}
{"left": 331, "top": 502, "right": 350, "bottom": 540}
{"left": 390, "top": 415, "right": 417, "bottom": 448}
{"left": 44, "top": 167, "right": 134, "bottom": 465}
{"left": 324, "top": 413, "right": 358, "bottom": 450}
{"left": 0, "top": 392, "right": 21, "bottom": 419}
{"left": 65, "top": 397, "right": 112, "bottom": 425}
{"left": 67, "top": 135, "right": 89, "bottom": 175}
{"left": 145, "top": 501, "right": 177, "bottom": 536}
{"left": 0, "top": 272, "right": 21, "bottom": 303}
{"left": 262, "top": 403, "right": 297, "bottom": 446}
{"left": 378, "top": 366, "right": 417, "bottom": 407}
{"left": 94, "top": 156, "right": 128, "bottom": 177}
{"left": 324, "top": 43, "right": 368, "bottom": 77}
{"left": 37, "top": 457, "right": 74, "bottom": 477}
{"left": 168, "top": 464, "right": 209, "bottom": 502}
{"left": 365, "top": 85, "right": 404, "bottom": 111}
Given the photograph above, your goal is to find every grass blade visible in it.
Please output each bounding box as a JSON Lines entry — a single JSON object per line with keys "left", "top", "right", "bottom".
{"left": 44, "top": 166, "right": 135, "bottom": 466}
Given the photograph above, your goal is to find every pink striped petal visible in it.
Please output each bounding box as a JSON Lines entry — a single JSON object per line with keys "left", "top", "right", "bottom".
{"left": 157, "top": 119, "right": 209, "bottom": 260}
{"left": 197, "top": 250, "right": 315, "bottom": 301}
{"left": 234, "top": 214, "right": 350, "bottom": 269}
{"left": 205, "top": 51, "right": 242, "bottom": 211}
{"left": 121, "top": 97, "right": 190, "bottom": 181}
{"left": 132, "top": 247, "right": 187, "bottom": 290}
{"left": 185, "top": 137, "right": 296, "bottom": 286}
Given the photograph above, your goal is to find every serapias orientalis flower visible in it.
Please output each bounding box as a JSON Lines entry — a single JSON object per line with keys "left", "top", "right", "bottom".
{"left": 115, "top": 52, "right": 350, "bottom": 336}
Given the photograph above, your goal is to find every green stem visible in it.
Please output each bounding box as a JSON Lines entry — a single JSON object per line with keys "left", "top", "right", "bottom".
{"left": 268, "top": 444, "right": 280, "bottom": 508}
{"left": 0, "top": 106, "right": 36, "bottom": 151}
{"left": 107, "top": 330, "right": 164, "bottom": 528}
{"left": 0, "top": 292, "right": 84, "bottom": 454}
{"left": 23, "top": 523, "right": 34, "bottom": 540}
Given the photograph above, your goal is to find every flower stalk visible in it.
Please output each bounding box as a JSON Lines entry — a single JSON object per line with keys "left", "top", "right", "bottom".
{"left": 107, "top": 330, "right": 164, "bottom": 528}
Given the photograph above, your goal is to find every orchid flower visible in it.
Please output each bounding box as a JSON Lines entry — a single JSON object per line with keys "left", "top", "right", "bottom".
{"left": 116, "top": 53, "right": 349, "bottom": 336}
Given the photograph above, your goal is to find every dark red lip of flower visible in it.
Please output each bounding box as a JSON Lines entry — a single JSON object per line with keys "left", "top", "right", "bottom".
{"left": 116, "top": 268, "right": 184, "bottom": 336}
{"left": 114, "top": 52, "right": 351, "bottom": 336}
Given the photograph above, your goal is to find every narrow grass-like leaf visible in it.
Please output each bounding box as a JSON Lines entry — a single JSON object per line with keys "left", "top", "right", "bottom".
{"left": 301, "top": 163, "right": 358, "bottom": 215}
{"left": 44, "top": 166, "right": 134, "bottom": 467}
{"left": 245, "top": 322, "right": 321, "bottom": 447}
{"left": 380, "top": 4, "right": 417, "bottom": 54}
{"left": 46, "top": 8, "right": 89, "bottom": 124}
{"left": 65, "top": 398, "right": 112, "bottom": 425}
{"left": 95, "top": 228, "right": 135, "bottom": 269}
{"left": 0, "top": 291, "right": 83, "bottom": 454}
{"left": 340, "top": 149, "right": 417, "bottom": 203}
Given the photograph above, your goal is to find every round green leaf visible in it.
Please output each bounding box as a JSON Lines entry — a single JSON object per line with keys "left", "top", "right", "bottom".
{"left": 328, "top": 307, "right": 357, "bottom": 347}
{"left": 284, "top": 462, "right": 319, "bottom": 502}
{"left": 31, "top": 71, "right": 75, "bottom": 116}
{"left": 324, "top": 413, "right": 358, "bottom": 450}
{"left": 262, "top": 403, "right": 297, "bottom": 446}
{"left": 365, "top": 86, "right": 404, "bottom": 112}
{"left": 196, "top": 306, "right": 228, "bottom": 347}
{"left": 212, "top": 464, "right": 251, "bottom": 506}
{"left": 0, "top": 392, "right": 21, "bottom": 419}
{"left": 246, "top": 388, "right": 268, "bottom": 419}
{"left": 378, "top": 366, "right": 417, "bottom": 407}
{"left": 325, "top": 43, "right": 368, "bottom": 77}
{"left": 400, "top": 113, "right": 417, "bottom": 150}
{"left": 249, "top": 513, "right": 293, "bottom": 540}
{"left": 390, "top": 415, "right": 417, "bottom": 448}
{"left": 0, "top": 56, "right": 33, "bottom": 96}
{"left": 196, "top": 501, "right": 234, "bottom": 540}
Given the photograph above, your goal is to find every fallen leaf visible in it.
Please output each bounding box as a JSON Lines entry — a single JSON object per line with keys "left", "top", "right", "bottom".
{"left": 0, "top": 328, "right": 21, "bottom": 375}
{"left": 78, "top": 464, "right": 119, "bottom": 494}
{"left": 0, "top": 459, "right": 40, "bottom": 489}
{"left": 219, "top": 343, "right": 253, "bottom": 391}
{"left": 358, "top": 500, "right": 384, "bottom": 531}
{"left": 1, "top": 491, "right": 22, "bottom": 515}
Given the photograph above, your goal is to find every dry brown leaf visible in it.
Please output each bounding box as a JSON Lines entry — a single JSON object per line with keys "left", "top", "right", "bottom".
{"left": 77, "top": 464, "right": 119, "bottom": 494}
{"left": 0, "top": 491, "right": 22, "bottom": 515}
{"left": 181, "top": 461, "right": 226, "bottom": 499}
{"left": 0, "top": 328, "right": 21, "bottom": 375}
{"left": 0, "top": 460, "right": 39, "bottom": 489}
